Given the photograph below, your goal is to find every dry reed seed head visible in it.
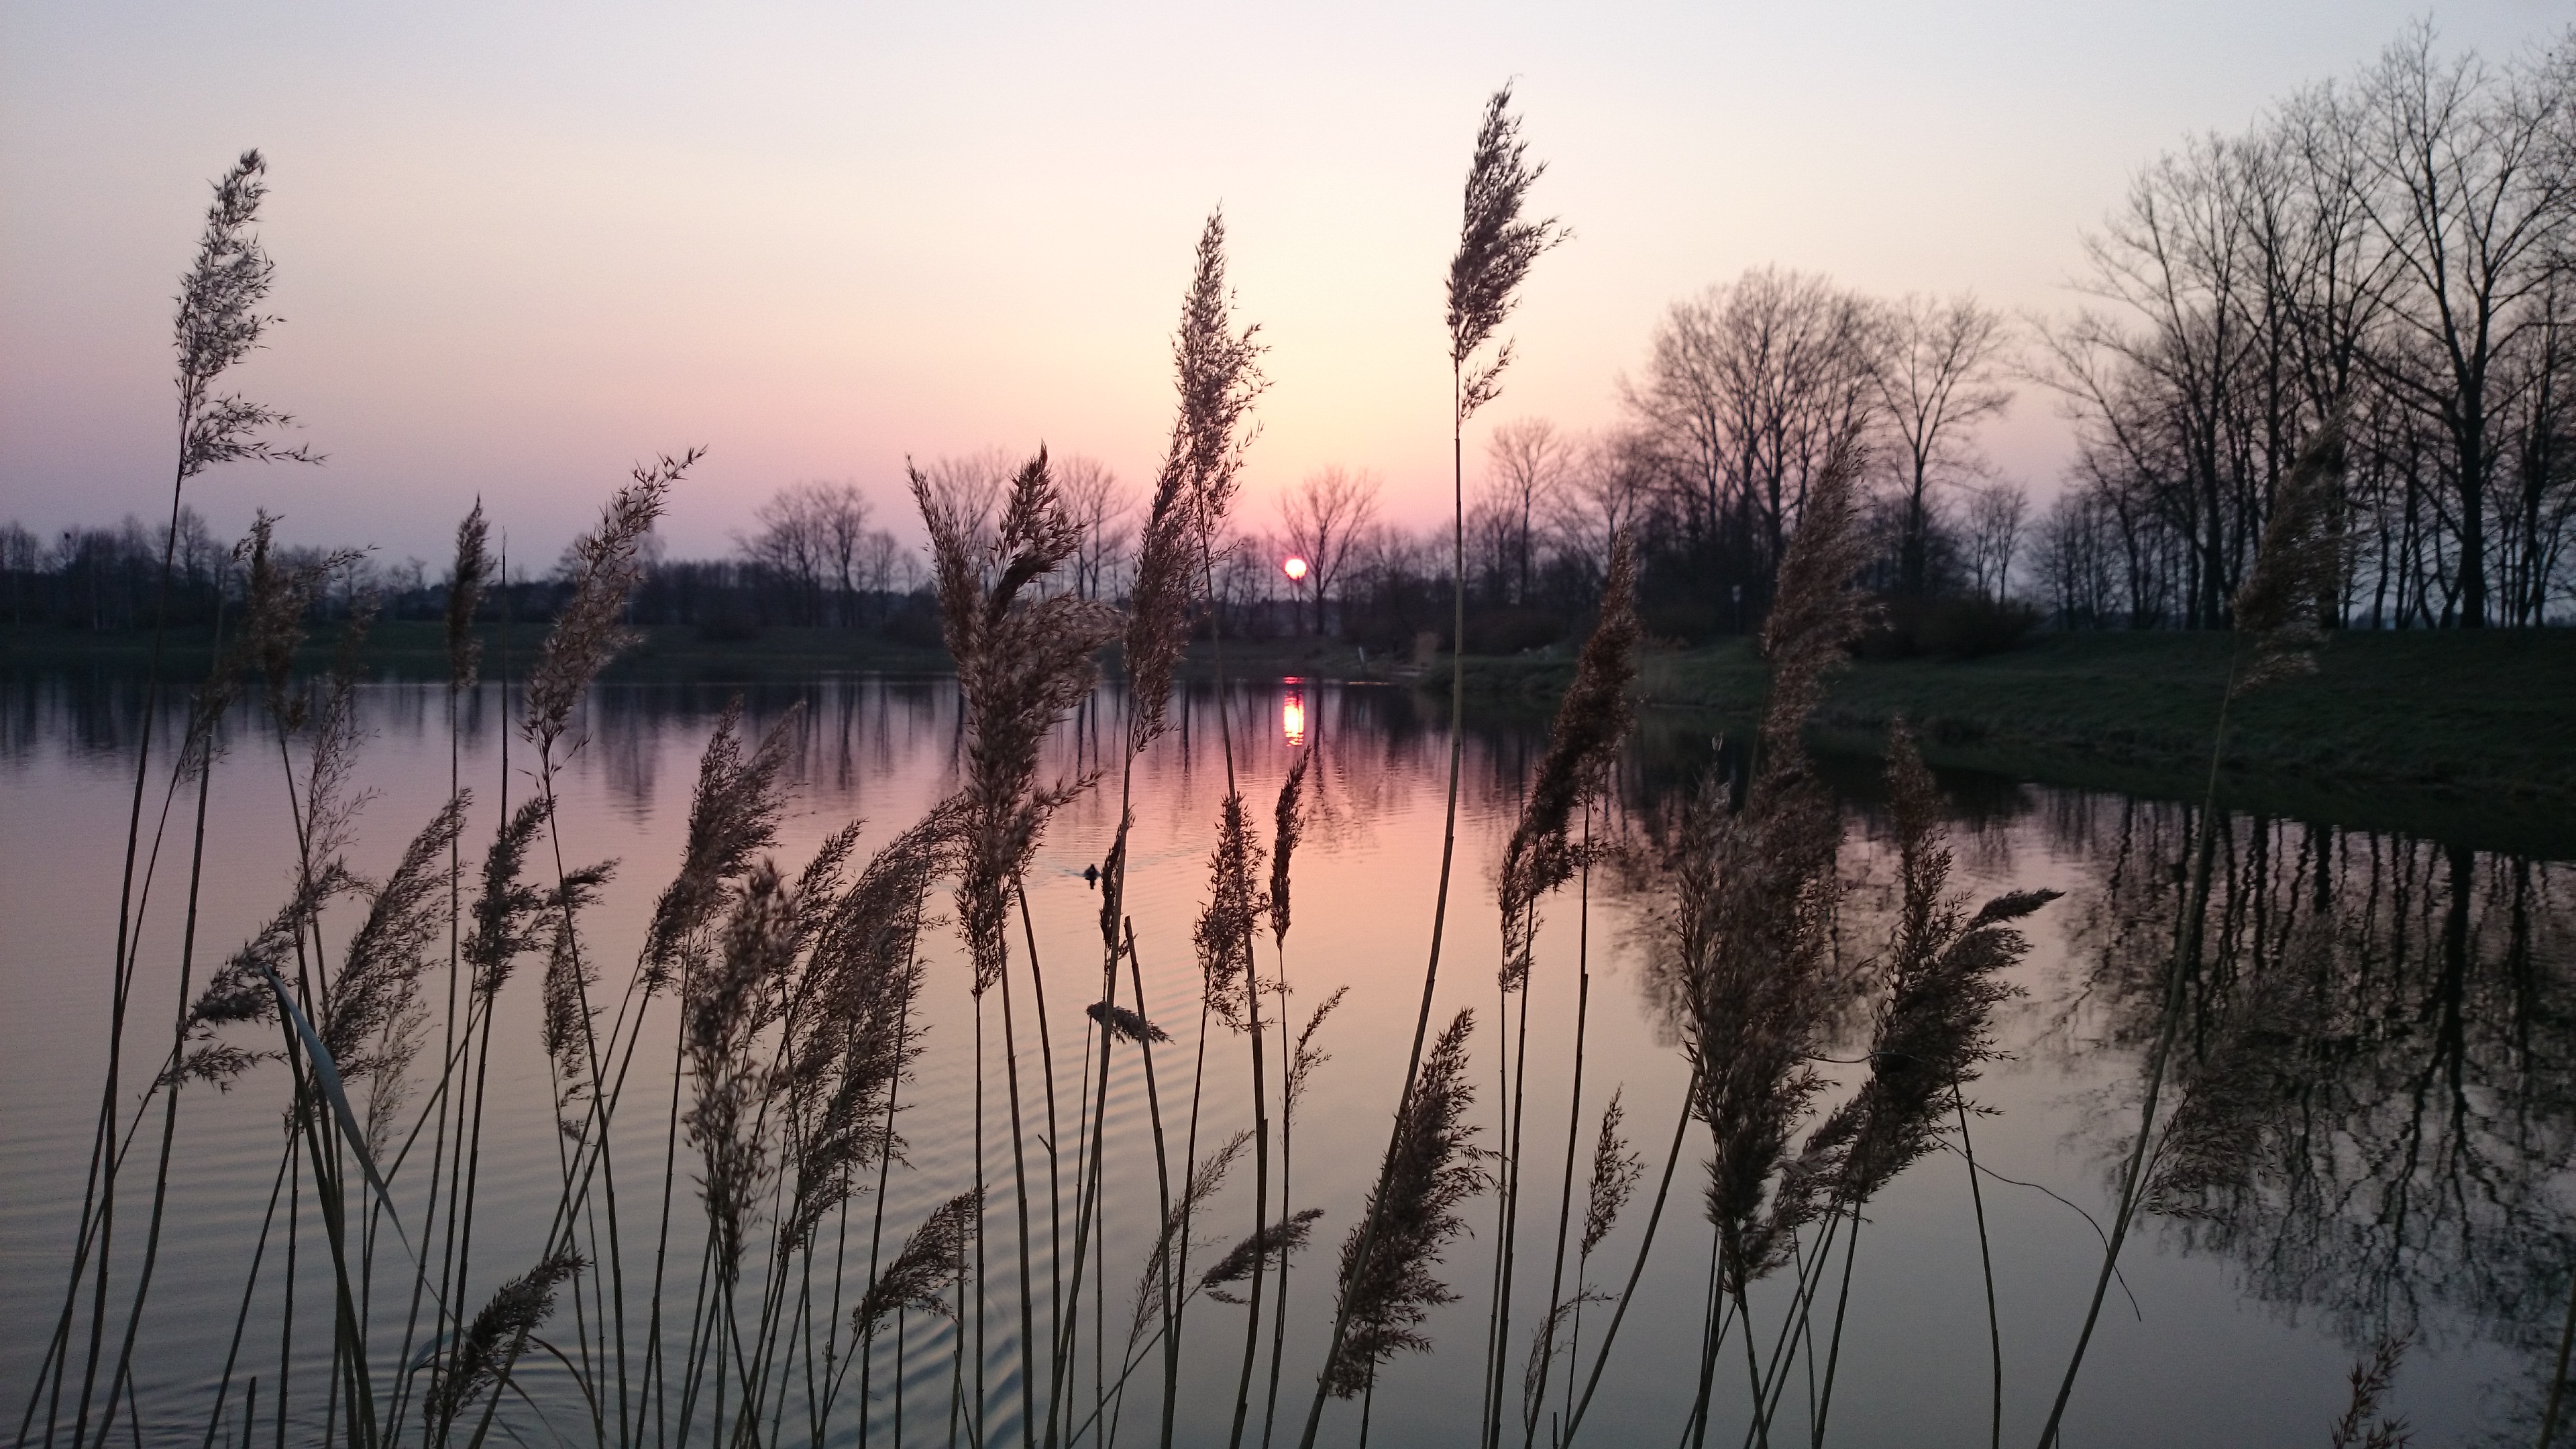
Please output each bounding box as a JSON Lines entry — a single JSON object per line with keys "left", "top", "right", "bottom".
{"left": 914, "top": 449, "right": 1122, "bottom": 996}
{"left": 1446, "top": 85, "right": 1568, "bottom": 418}
{"left": 853, "top": 1190, "right": 982, "bottom": 1342}
{"left": 1122, "top": 462, "right": 1198, "bottom": 752}
{"left": 1096, "top": 820, "right": 1130, "bottom": 957}
{"left": 686, "top": 861, "right": 800, "bottom": 1285}
{"left": 1325, "top": 1008, "right": 1484, "bottom": 1398}
{"left": 1756, "top": 438, "right": 1869, "bottom": 764}
{"left": 1285, "top": 984, "right": 1350, "bottom": 1120}
{"left": 1518, "top": 1290, "right": 1612, "bottom": 1433}
{"left": 1194, "top": 791, "right": 1269, "bottom": 1030}
{"left": 2138, "top": 965, "right": 2303, "bottom": 1220}
{"left": 640, "top": 699, "right": 802, "bottom": 992}
{"left": 1269, "top": 751, "right": 1309, "bottom": 947}
{"left": 321, "top": 792, "right": 470, "bottom": 1130}
{"left": 423, "top": 1249, "right": 587, "bottom": 1430}
{"left": 1580, "top": 1087, "right": 1643, "bottom": 1259}
{"left": 300, "top": 608, "right": 381, "bottom": 875}
{"left": 227, "top": 514, "right": 358, "bottom": 729}
{"left": 1085, "top": 1000, "right": 1171, "bottom": 1044}
{"left": 2233, "top": 419, "right": 2347, "bottom": 695}
{"left": 445, "top": 501, "right": 492, "bottom": 689}
{"left": 1497, "top": 535, "right": 1642, "bottom": 989}
{"left": 1667, "top": 692, "right": 1847, "bottom": 1285}
{"left": 170, "top": 867, "right": 354, "bottom": 1090}
{"left": 1803, "top": 725, "right": 2057, "bottom": 1211}
{"left": 777, "top": 818, "right": 944, "bottom": 1250}
{"left": 1126, "top": 1128, "right": 1258, "bottom": 1348}
{"left": 1171, "top": 210, "right": 1270, "bottom": 535}
{"left": 538, "top": 859, "right": 616, "bottom": 1105}
{"left": 466, "top": 796, "right": 556, "bottom": 1000}
{"left": 172, "top": 151, "right": 321, "bottom": 479}
{"left": 1201, "top": 1208, "right": 1327, "bottom": 1303}
{"left": 524, "top": 449, "right": 697, "bottom": 757}
{"left": 2326, "top": 1334, "right": 2413, "bottom": 1449}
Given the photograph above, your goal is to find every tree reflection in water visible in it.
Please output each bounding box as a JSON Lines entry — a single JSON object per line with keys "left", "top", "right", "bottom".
{"left": 2049, "top": 796, "right": 2576, "bottom": 1429}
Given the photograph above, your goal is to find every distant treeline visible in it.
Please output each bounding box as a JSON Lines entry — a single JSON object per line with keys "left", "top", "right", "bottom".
{"left": 9, "top": 34, "right": 2572, "bottom": 651}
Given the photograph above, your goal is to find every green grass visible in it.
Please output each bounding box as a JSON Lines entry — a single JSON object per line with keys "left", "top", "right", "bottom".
{"left": 1451, "top": 630, "right": 2576, "bottom": 857}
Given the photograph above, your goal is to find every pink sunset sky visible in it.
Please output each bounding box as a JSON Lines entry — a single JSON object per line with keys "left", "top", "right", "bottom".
{"left": 2, "top": 0, "right": 2568, "bottom": 565}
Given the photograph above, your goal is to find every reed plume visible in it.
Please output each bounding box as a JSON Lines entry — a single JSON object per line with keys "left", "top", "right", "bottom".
{"left": 1579, "top": 1092, "right": 1640, "bottom": 1263}
{"left": 465, "top": 798, "right": 555, "bottom": 1001}
{"left": 853, "top": 1191, "right": 982, "bottom": 1343}
{"left": 685, "top": 861, "right": 799, "bottom": 1288}
{"left": 1322, "top": 1009, "right": 1484, "bottom": 1399}
{"left": 445, "top": 502, "right": 490, "bottom": 690}
{"left": 424, "top": 1249, "right": 587, "bottom": 1431}
{"left": 524, "top": 449, "right": 698, "bottom": 759}
{"left": 1448, "top": 85, "right": 1569, "bottom": 419}
{"left": 1518, "top": 1093, "right": 1635, "bottom": 1443}
{"left": 1126, "top": 1130, "right": 1255, "bottom": 1352}
{"left": 640, "top": 701, "right": 801, "bottom": 992}
{"left": 1195, "top": 792, "right": 1269, "bottom": 1030}
{"left": 323, "top": 792, "right": 472, "bottom": 1150}
{"left": 2231, "top": 419, "right": 2346, "bottom": 696}
{"left": 537, "top": 857, "right": 615, "bottom": 1128}
{"left": 169, "top": 869, "right": 352, "bottom": 1089}
{"left": 1675, "top": 443, "right": 1867, "bottom": 1295}
{"left": 1496, "top": 537, "right": 1638, "bottom": 991}
{"left": 2326, "top": 1335, "right": 2412, "bottom": 1449}
{"left": 1283, "top": 989, "right": 1348, "bottom": 1128}
{"left": 1269, "top": 752, "right": 1308, "bottom": 949}
{"left": 1170, "top": 210, "right": 1270, "bottom": 543}
{"left": 1203, "top": 1210, "right": 1326, "bottom": 1305}
{"left": 1085, "top": 1002, "right": 1172, "bottom": 1045}
{"left": 915, "top": 448, "right": 1120, "bottom": 997}
{"left": 171, "top": 151, "right": 320, "bottom": 483}
{"left": 1119, "top": 210, "right": 1265, "bottom": 755}
{"left": 1788, "top": 727, "right": 2056, "bottom": 1214}
{"left": 778, "top": 812, "right": 955, "bottom": 1250}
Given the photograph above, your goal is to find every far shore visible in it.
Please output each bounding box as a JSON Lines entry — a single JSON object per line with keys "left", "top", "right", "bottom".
{"left": 11, "top": 621, "right": 2570, "bottom": 855}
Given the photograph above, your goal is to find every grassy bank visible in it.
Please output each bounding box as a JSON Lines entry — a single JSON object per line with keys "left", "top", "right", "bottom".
{"left": 1450, "top": 629, "right": 2576, "bottom": 855}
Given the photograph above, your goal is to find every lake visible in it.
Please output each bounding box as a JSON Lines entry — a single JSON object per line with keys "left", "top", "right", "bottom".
{"left": 3, "top": 669, "right": 2569, "bottom": 1448}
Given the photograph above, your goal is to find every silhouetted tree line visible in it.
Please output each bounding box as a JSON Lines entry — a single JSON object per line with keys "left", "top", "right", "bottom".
{"left": 2035, "top": 28, "right": 2576, "bottom": 631}
{"left": 11, "top": 30, "right": 2567, "bottom": 653}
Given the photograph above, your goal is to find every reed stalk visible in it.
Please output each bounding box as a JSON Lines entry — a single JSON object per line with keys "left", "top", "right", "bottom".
{"left": 2034, "top": 421, "right": 2344, "bottom": 1449}
{"left": 41, "top": 148, "right": 317, "bottom": 1449}
{"left": 1300, "top": 83, "right": 1560, "bottom": 1449}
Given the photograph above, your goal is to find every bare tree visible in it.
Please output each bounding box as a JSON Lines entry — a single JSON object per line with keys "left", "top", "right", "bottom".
{"left": 1545, "top": 429, "right": 1651, "bottom": 598}
{"left": 2350, "top": 23, "right": 2576, "bottom": 626}
{"left": 739, "top": 480, "right": 873, "bottom": 625}
{"left": 1963, "top": 481, "right": 2031, "bottom": 601}
{"left": 1621, "top": 267, "right": 1880, "bottom": 603}
{"left": 1483, "top": 419, "right": 1573, "bottom": 604}
{"left": 1275, "top": 466, "right": 1382, "bottom": 635}
{"left": 1873, "top": 294, "right": 2016, "bottom": 596}
{"left": 1056, "top": 455, "right": 1134, "bottom": 602}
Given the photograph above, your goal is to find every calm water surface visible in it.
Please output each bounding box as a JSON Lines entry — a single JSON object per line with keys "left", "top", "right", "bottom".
{"left": 2, "top": 673, "right": 2568, "bottom": 1448}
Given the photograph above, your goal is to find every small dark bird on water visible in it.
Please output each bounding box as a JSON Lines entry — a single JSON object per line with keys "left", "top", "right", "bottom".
{"left": 1083, "top": 863, "right": 1099, "bottom": 890}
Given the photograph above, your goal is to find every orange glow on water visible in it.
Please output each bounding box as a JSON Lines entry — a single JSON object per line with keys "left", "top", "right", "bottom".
{"left": 1282, "top": 688, "right": 1307, "bottom": 747}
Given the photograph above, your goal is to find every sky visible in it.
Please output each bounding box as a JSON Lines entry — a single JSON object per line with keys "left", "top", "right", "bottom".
{"left": 2, "top": 0, "right": 2569, "bottom": 566}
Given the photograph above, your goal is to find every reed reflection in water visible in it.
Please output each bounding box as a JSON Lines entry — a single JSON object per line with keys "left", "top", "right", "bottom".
{"left": 0, "top": 672, "right": 2568, "bottom": 1447}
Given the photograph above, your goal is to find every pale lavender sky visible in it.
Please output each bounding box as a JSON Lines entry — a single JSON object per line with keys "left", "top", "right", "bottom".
{"left": 2, "top": 1, "right": 2567, "bottom": 564}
